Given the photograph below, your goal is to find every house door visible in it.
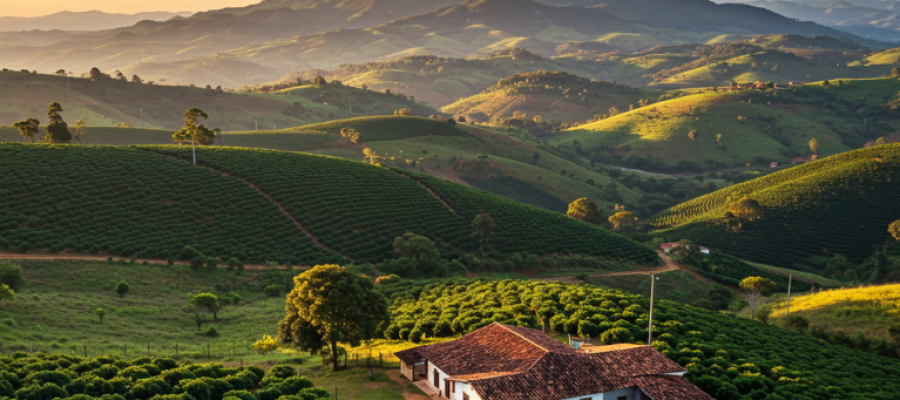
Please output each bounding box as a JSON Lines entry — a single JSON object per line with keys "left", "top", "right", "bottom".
{"left": 445, "top": 380, "right": 451, "bottom": 398}
{"left": 433, "top": 368, "right": 439, "bottom": 388}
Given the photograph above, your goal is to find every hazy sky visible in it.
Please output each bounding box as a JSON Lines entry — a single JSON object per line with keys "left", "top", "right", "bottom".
{"left": 0, "top": 0, "right": 260, "bottom": 17}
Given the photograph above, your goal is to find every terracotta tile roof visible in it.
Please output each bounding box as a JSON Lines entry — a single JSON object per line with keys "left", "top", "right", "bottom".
{"left": 633, "top": 375, "right": 716, "bottom": 400}
{"left": 467, "top": 347, "right": 690, "bottom": 400}
{"left": 397, "top": 323, "right": 711, "bottom": 400}
{"left": 394, "top": 323, "right": 561, "bottom": 376}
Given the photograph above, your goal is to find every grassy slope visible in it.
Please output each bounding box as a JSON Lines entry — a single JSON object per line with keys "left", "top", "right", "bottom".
{"left": 0, "top": 143, "right": 658, "bottom": 266}
{"left": 767, "top": 284, "right": 900, "bottom": 341}
{"left": 552, "top": 91, "right": 850, "bottom": 166}
{"left": 653, "top": 51, "right": 886, "bottom": 89}
{"left": 0, "top": 259, "right": 282, "bottom": 358}
{"left": 440, "top": 72, "right": 652, "bottom": 123}
{"left": 0, "top": 71, "right": 438, "bottom": 131}
{"left": 649, "top": 144, "right": 900, "bottom": 269}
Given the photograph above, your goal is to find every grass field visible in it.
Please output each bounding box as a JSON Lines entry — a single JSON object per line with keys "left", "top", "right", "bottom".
{"left": 767, "top": 284, "right": 900, "bottom": 341}
{"left": 0, "top": 259, "right": 283, "bottom": 359}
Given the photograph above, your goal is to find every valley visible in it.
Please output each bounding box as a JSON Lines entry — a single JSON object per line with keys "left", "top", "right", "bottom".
{"left": 1, "top": 0, "right": 899, "bottom": 399}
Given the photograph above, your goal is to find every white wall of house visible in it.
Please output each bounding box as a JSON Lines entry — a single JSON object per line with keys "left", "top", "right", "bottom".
{"left": 560, "top": 386, "right": 645, "bottom": 400}
{"left": 427, "top": 362, "right": 452, "bottom": 399}
{"left": 453, "top": 381, "right": 483, "bottom": 400}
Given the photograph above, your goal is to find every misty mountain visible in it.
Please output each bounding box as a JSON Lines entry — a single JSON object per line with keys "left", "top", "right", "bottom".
{"left": 0, "top": 11, "right": 193, "bottom": 32}
{"left": 734, "top": 1, "right": 900, "bottom": 42}
{"left": 0, "top": 0, "right": 890, "bottom": 88}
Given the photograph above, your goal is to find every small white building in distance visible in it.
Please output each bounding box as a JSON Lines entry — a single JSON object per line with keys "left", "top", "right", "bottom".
{"left": 395, "top": 322, "right": 713, "bottom": 400}
{"left": 660, "top": 243, "right": 710, "bottom": 254}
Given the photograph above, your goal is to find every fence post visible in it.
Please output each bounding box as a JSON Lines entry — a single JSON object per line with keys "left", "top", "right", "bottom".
{"left": 83, "top": 345, "right": 87, "bottom": 358}
{"left": 147, "top": 342, "right": 150, "bottom": 357}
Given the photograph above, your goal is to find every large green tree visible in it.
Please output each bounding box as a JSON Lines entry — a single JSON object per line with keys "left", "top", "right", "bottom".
{"left": 12, "top": 118, "right": 39, "bottom": 143}
{"left": 740, "top": 277, "right": 776, "bottom": 321}
{"left": 277, "top": 264, "right": 389, "bottom": 371}
{"left": 184, "top": 293, "right": 219, "bottom": 330}
{"left": 0, "top": 262, "right": 24, "bottom": 291}
{"left": 172, "top": 108, "right": 217, "bottom": 165}
{"left": 44, "top": 102, "right": 71, "bottom": 143}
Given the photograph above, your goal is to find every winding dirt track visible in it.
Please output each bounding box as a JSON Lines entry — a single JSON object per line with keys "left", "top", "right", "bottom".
{"left": 540, "top": 251, "right": 744, "bottom": 297}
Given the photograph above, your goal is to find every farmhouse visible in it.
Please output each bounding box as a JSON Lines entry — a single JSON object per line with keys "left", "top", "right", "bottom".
{"left": 395, "top": 323, "right": 713, "bottom": 400}
{"left": 660, "top": 243, "right": 710, "bottom": 254}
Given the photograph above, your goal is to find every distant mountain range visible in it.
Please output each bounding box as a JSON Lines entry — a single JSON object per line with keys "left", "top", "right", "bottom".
{"left": 0, "top": 0, "right": 892, "bottom": 88}
{"left": 725, "top": 1, "right": 900, "bottom": 42}
{"left": 0, "top": 11, "right": 194, "bottom": 32}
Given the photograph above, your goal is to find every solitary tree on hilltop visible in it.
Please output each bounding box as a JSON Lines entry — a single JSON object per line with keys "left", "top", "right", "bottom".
{"left": 173, "top": 108, "right": 217, "bottom": 165}
{"left": 12, "top": 118, "right": 39, "bottom": 143}
{"left": 567, "top": 198, "right": 601, "bottom": 224}
{"left": 277, "top": 265, "right": 389, "bottom": 371}
{"left": 55, "top": 69, "right": 66, "bottom": 76}
{"left": 740, "top": 277, "right": 776, "bottom": 321}
{"left": 184, "top": 293, "right": 218, "bottom": 330}
{"left": 89, "top": 67, "right": 104, "bottom": 81}
{"left": 363, "top": 148, "right": 380, "bottom": 165}
{"left": 809, "top": 138, "right": 820, "bottom": 154}
{"left": 889, "top": 220, "right": 900, "bottom": 241}
{"left": 44, "top": 102, "right": 71, "bottom": 143}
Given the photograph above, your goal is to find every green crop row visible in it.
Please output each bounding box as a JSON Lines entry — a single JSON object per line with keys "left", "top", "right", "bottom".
{"left": 651, "top": 145, "right": 900, "bottom": 268}
{"left": 379, "top": 279, "right": 900, "bottom": 400}
{"left": 0, "top": 144, "right": 341, "bottom": 265}
{"left": 0, "top": 354, "right": 329, "bottom": 400}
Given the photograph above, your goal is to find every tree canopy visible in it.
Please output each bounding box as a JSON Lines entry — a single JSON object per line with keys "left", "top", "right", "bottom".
{"left": 184, "top": 293, "right": 219, "bottom": 330}
{"left": 740, "top": 277, "right": 776, "bottom": 320}
{"left": 609, "top": 210, "right": 638, "bottom": 231}
{"left": 889, "top": 220, "right": 900, "bottom": 241}
{"left": 12, "top": 118, "right": 40, "bottom": 143}
{"left": 277, "top": 264, "right": 389, "bottom": 371}
{"left": 567, "top": 198, "right": 601, "bottom": 224}
{"left": 44, "top": 102, "right": 71, "bottom": 144}
{"left": 727, "top": 197, "right": 762, "bottom": 221}
{"left": 471, "top": 213, "right": 496, "bottom": 241}
{"left": 172, "top": 108, "right": 216, "bottom": 145}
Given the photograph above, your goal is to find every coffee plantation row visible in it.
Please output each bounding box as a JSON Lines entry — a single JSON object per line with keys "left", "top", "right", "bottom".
{"left": 138, "top": 145, "right": 658, "bottom": 265}
{"left": 0, "top": 354, "right": 329, "bottom": 400}
{"left": 377, "top": 279, "right": 900, "bottom": 400}
{"left": 650, "top": 144, "right": 900, "bottom": 269}
{"left": 0, "top": 144, "right": 657, "bottom": 267}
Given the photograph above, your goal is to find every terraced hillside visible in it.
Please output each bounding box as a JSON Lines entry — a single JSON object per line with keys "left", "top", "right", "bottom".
{"left": 649, "top": 144, "right": 900, "bottom": 269}
{"left": 0, "top": 144, "right": 658, "bottom": 267}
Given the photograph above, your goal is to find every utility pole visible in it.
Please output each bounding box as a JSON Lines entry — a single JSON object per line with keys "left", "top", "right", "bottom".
{"left": 647, "top": 274, "right": 658, "bottom": 345}
{"left": 786, "top": 274, "right": 792, "bottom": 317}
{"left": 191, "top": 132, "right": 197, "bottom": 166}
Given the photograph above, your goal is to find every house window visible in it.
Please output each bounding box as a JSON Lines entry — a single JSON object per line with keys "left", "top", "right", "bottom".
{"left": 445, "top": 381, "right": 450, "bottom": 398}
{"left": 463, "top": 394, "right": 469, "bottom": 400}
{"left": 433, "top": 368, "right": 439, "bottom": 388}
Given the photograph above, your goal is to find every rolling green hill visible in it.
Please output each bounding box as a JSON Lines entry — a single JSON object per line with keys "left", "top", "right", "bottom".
{"left": 0, "top": 70, "right": 438, "bottom": 131}
{"left": 649, "top": 144, "right": 900, "bottom": 270}
{"left": 441, "top": 70, "right": 650, "bottom": 123}
{"left": 549, "top": 77, "right": 900, "bottom": 170}
{"left": 0, "top": 143, "right": 658, "bottom": 267}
